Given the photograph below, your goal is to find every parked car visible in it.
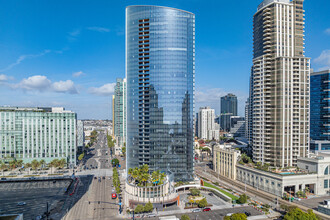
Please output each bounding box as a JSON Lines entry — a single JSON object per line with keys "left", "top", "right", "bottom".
{"left": 226, "top": 213, "right": 233, "bottom": 216}
{"left": 94, "top": 176, "right": 97, "bottom": 179}
{"left": 294, "top": 197, "right": 301, "bottom": 201}
{"left": 192, "top": 208, "right": 201, "bottom": 213}
{"left": 102, "top": 176, "right": 105, "bottom": 179}
{"left": 1, "top": 178, "right": 6, "bottom": 180}
{"left": 147, "top": 213, "right": 156, "bottom": 218}
{"left": 17, "top": 202, "right": 26, "bottom": 206}
{"left": 203, "top": 208, "right": 211, "bottom": 212}
{"left": 244, "top": 211, "right": 251, "bottom": 216}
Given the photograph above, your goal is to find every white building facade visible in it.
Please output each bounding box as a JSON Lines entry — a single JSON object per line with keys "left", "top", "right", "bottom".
{"left": 0, "top": 107, "right": 77, "bottom": 166}
{"left": 198, "top": 107, "right": 219, "bottom": 140}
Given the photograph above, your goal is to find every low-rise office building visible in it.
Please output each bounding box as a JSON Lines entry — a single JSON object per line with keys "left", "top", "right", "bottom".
{"left": 236, "top": 153, "right": 330, "bottom": 197}
{"left": 0, "top": 107, "right": 77, "bottom": 166}
{"left": 213, "top": 144, "right": 240, "bottom": 180}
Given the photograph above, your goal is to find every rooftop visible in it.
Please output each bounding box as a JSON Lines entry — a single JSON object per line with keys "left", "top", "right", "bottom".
{"left": 126, "top": 5, "right": 194, "bottom": 15}
{"left": 0, "top": 107, "right": 74, "bottom": 113}
{"left": 257, "top": 0, "right": 290, "bottom": 11}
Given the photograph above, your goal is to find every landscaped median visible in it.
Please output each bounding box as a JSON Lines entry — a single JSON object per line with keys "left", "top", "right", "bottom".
{"left": 203, "top": 182, "right": 239, "bottom": 201}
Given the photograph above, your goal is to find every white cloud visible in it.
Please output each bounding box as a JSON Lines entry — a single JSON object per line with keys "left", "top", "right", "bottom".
{"left": 52, "top": 80, "right": 78, "bottom": 94}
{"left": 14, "top": 75, "right": 78, "bottom": 94}
{"left": 196, "top": 88, "right": 227, "bottom": 103}
{"left": 89, "top": 83, "right": 116, "bottom": 96}
{"left": 69, "top": 29, "right": 81, "bottom": 37}
{"left": 314, "top": 50, "right": 330, "bottom": 70}
{"left": 0, "top": 74, "right": 9, "bottom": 81}
{"left": 325, "top": 28, "right": 330, "bottom": 35}
{"left": 87, "top": 26, "right": 110, "bottom": 33}
{"left": 0, "top": 50, "right": 51, "bottom": 72}
{"left": 72, "top": 71, "right": 84, "bottom": 77}
{"left": 17, "top": 75, "right": 51, "bottom": 92}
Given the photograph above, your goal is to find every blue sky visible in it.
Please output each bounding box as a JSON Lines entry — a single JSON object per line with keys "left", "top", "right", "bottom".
{"left": 0, "top": 0, "right": 329, "bottom": 119}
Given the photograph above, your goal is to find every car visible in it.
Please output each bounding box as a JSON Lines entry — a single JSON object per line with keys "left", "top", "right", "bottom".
{"left": 102, "top": 176, "right": 105, "bottom": 179}
{"left": 17, "top": 202, "right": 26, "bottom": 206}
{"left": 98, "top": 177, "right": 101, "bottom": 182}
{"left": 294, "top": 197, "right": 301, "bottom": 201}
{"left": 203, "top": 208, "right": 211, "bottom": 212}
{"left": 112, "top": 188, "right": 115, "bottom": 192}
{"left": 1, "top": 178, "right": 6, "bottom": 180}
{"left": 226, "top": 213, "right": 234, "bottom": 216}
{"left": 94, "top": 176, "right": 97, "bottom": 179}
{"left": 112, "top": 193, "right": 117, "bottom": 199}
{"left": 244, "top": 212, "right": 251, "bottom": 216}
{"left": 108, "top": 177, "right": 111, "bottom": 180}
{"left": 147, "top": 213, "right": 156, "bottom": 218}
{"left": 112, "top": 184, "right": 114, "bottom": 187}
{"left": 192, "top": 208, "right": 201, "bottom": 213}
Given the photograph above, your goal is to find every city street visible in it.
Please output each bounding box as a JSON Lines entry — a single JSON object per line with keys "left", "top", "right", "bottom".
{"left": 64, "top": 130, "right": 123, "bottom": 220}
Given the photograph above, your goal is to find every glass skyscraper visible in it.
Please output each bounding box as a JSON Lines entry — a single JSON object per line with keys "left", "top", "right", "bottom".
{"left": 220, "top": 93, "right": 238, "bottom": 116}
{"left": 310, "top": 70, "right": 330, "bottom": 141}
{"left": 126, "top": 6, "right": 195, "bottom": 181}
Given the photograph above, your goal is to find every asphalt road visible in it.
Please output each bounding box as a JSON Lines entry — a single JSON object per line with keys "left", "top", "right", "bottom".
{"left": 63, "top": 131, "right": 122, "bottom": 220}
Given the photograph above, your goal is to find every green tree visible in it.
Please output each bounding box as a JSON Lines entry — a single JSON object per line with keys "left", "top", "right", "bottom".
{"left": 59, "top": 159, "right": 66, "bottom": 168}
{"left": 31, "top": 159, "right": 40, "bottom": 170}
{"left": 198, "top": 198, "right": 208, "bottom": 208}
{"left": 0, "top": 161, "right": 7, "bottom": 176}
{"left": 190, "top": 188, "right": 200, "bottom": 196}
{"left": 78, "top": 152, "right": 85, "bottom": 161}
{"left": 225, "top": 213, "right": 247, "bottom": 220}
{"left": 238, "top": 194, "right": 248, "bottom": 204}
{"left": 112, "top": 158, "right": 119, "bottom": 166}
{"left": 284, "top": 208, "right": 320, "bottom": 220}
{"left": 122, "top": 147, "right": 126, "bottom": 156}
{"left": 144, "top": 202, "right": 153, "bottom": 212}
{"left": 39, "top": 160, "right": 46, "bottom": 169}
{"left": 181, "top": 214, "right": 190, "bottom": 220}
{"left": 134, "top": 204, "right": 144, "bottom": 214}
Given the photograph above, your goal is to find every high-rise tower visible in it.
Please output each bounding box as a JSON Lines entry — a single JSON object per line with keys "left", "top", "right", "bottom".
{"left": 113, "top": 78, "right": 127, "bottom": 146}
{"left": 220, "top": 93, "right": 237, "bottom": 131}
{"left": 126, "top": 6, "right": 195, "bottom": 181}
{"left": 251, "top": 0, "right": 310, "bottom": 167}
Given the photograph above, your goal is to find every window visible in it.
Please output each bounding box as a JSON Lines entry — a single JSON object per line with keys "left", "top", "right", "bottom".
{"left": 325, "top": 179, "right": 329, "bottom": 189}
{"left": 325, "top": 166, "right": 329, "bottom": 175}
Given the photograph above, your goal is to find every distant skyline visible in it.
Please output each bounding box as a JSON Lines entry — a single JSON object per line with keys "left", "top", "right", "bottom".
{"left": 0, "top": 0, "right": 329, "bottom": 119}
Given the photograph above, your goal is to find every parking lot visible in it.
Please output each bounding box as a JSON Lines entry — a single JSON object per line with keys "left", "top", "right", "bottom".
{"left": 0, "top": 176, "right": 93, "bottom": 220}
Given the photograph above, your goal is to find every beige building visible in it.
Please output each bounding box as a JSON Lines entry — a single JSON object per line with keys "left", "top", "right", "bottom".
{"left": 213, "top": 144, "right": 241, "bottom": 180}
{"left": 251, "top": 0, "right": 310, "bottom": 167}
{"left": 236, "top": 153, "right": 330, "bottom": 197}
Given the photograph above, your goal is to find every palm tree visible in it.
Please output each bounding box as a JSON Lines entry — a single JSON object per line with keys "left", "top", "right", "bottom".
{"left": 128, "top": 168, "right": 133, "bottom": 181}
{"left": 0, "top": 162, "right": 7, "bottom": 176}
{"left": 31, "top": 159, "right": 40, "bottom": 170}
{"left": 59, "top": 159, "right": 66, "bottom": 169}
{"left": 16, "top": 160, "right": 23, "bottom": 168}
{"left": 40, "top": 160, "right": 46, "bottom": 169}
{"left": 151, "top": 170, "right": 161, "bottom": 185}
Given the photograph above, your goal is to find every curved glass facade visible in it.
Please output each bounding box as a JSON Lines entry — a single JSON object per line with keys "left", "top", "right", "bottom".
{"left": 126, "top": 6, "right": 195, "bottom": 181}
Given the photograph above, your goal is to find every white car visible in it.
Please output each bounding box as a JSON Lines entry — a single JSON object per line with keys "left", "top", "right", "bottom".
{"left": 147, "top": 213, "right": 156, "bottom": 217}
{"left": 192, "top": 208, "right": 201, "bottom": 213}
{"left": 226, "top": 213, "right": 234, "bottom": 216}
